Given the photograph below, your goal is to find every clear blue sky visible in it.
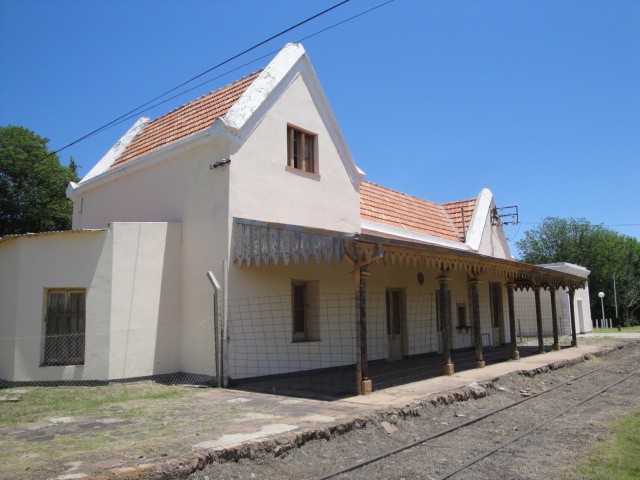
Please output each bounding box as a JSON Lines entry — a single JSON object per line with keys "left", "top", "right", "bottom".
{"left": 2, "top": 0, "right": 639, "bottom": 254}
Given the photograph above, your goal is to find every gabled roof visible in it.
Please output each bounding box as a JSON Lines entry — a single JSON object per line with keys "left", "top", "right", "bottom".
{"left": 72, "top": 43, "right": 364, "bottom": 193}
{"left": 360, "top": 181, "right": 476, "bottom": 243}
{"left": 112, "top": 71, "right": 262, "bottom": 168}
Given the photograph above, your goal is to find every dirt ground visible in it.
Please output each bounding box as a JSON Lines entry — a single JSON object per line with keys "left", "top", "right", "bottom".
{"left": 2, "top": 338, "right": 639, "bottom": 480}
{"left": 188, "top": 340, "right": 640, "bottom": 480}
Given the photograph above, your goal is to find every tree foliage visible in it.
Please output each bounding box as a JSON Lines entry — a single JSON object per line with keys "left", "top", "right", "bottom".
{"left": 0, "top": 126, "right": 79, "bottom": 236}
{"left": 516, "top": 217, "right": 640, "bottom": 325}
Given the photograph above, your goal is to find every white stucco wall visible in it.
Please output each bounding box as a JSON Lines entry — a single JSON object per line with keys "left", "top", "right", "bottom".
{"left": 225, "top": 256, "right": 515, "bottom": 379}
{"left": 229, "top": 73, "right": 361, "bottom": 235}
{"left": 70, "top": 134, "right": 232, "bottom": 380}
{"left": 107, "top": 222, "right": 182, "bottom": 379}
{"left": 0, "top": 230, "right": 110, "bottom": 382}
{"left": 226, "top": 259, "right": 355, "bottom": 379}
{"left": 513, "top": 285, "right": 592, "bottom": 338}
{"left": 0, "top": 223, "right": 183, "bottom": 384}
{"left": 0, "top": 239, "right": 22, "bottom": 381}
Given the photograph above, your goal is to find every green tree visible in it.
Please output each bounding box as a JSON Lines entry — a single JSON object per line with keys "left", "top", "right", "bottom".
{"left": 0, "top": 126, "right": 79, "bottom": 236}
{"left": 516, "top": 217, "right": 640, "bottom": 326}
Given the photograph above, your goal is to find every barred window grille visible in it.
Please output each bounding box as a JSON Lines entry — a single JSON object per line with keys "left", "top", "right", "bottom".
{"left": 43, "top": 289, "right": 86, "bottom": 366}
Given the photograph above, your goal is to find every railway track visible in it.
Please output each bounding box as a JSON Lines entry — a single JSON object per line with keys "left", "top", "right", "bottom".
{"left": 315, "top": 353, "right": 640, "bottom": 480}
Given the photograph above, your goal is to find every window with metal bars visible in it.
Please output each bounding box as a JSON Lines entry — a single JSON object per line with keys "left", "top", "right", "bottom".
{"left": 43, "top": 289, "right": 86, "bottom": 366}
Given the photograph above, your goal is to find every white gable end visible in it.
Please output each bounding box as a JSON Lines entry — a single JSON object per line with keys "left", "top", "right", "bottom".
{"left": 212, "top": 43, "right": 364, "bottom": 187}
{"left": 227, "top": 58, "right": 362, "bottom": 234}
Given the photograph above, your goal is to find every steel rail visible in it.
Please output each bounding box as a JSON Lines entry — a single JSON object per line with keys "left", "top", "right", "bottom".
{"left": 314, "top": 353, "right": 638, "bottom": 480}
{"left": 434, "top": 368, "right": 638, "bottom": 480}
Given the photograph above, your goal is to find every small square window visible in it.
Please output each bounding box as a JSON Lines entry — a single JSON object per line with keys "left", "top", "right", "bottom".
{"left": 287, "top": 125, "right": 316, "bottom": 173}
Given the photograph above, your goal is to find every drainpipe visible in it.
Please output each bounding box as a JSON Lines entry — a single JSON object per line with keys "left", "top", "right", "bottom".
{"left": 206, "top": 271, "right": 223, "bottom": 388}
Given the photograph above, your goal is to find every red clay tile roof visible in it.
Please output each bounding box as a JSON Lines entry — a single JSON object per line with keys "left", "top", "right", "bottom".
{"left": 360, "top": 181, "right": 476, "bottom": 243}
{"left": 442, "top": 198, "right": 477, "bottom": 241}
{"left": 112, "top": 70, "right": 262, "bottom": 168}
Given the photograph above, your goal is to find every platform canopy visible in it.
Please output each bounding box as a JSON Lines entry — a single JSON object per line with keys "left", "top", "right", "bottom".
{"left": 232, "top": 218, "right": 587, "bottom": 290}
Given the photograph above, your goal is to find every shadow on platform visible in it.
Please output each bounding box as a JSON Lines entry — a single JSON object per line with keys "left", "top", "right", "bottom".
{"left": 230, "top": 343, "right": 566, "bottom": 401}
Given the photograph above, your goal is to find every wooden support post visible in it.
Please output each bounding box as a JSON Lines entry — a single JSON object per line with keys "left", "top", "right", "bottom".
{"left": 360, "top": 267, "right": 370, "bottom": 392}
{"left": 354, "top": 266, "right": 372, "bottom": 395}
{"left": 534, "top": 286, "right": 545, "bottom": 354}
{"left": 438, "top": 274, "right": 454, "bottom": 375}
{"left": 470, "top": 279, "right": 484, "bottom": 368}
{"left": 506, "top": 283, "right": 519, "bottom": 360}
{"left": 569, "top": 288, "right": 578, "bottom": 347}
{"left": 550, "top": 288, "right": 560, "bottom": 351}
{"left": 354, "top": 268, "right": 362, "bottom": 394}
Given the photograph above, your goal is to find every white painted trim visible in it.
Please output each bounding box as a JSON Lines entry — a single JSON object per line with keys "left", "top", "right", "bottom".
{"left": 79, "top": 117, "right": 150, "bottom": 185}
{"left": 71, "top": 130, "right": 212, "bottom": 195}
{"left": 361, "top": 220, "right": 470, "bottom": 250}
{"left": 538, "top": 262, "right": 591, "bottom": 278}
{"left": 465, "top": 188, "right": 493, "bottom": 251}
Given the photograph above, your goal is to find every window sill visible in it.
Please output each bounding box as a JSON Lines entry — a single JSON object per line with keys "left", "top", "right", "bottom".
{"left": 40, "top": 363, "right": 85, "bottom": 367}
{"left": 291, "top": 339, "right": 322, "bottom": 344}
{"left": 285, "top": 166, "right": 321, "bottom": 180}
{"left": 456, "top": 326, "right": 471, "bottom": 333}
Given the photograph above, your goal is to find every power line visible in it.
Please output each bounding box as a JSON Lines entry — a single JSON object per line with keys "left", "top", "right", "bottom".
{"left": 66, "top": 0, "right": 396, "bottom": 144}
{"left": 51, "top": 0, "right": 353, "bottom": 157}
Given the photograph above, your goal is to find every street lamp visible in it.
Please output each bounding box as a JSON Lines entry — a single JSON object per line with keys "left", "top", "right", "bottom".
{"left": 598, "top": 292, "right": 605, "bottom": 329}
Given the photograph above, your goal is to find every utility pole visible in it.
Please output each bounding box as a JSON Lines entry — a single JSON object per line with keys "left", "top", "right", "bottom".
{"left": 613, "top": 275, "right": 620, "bottom": 330}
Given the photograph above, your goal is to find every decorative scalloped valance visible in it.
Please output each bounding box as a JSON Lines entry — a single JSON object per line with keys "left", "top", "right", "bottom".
{"left": 233, "top": 218, "right": 347, "bottom": 267}
{"left": 232, "top": 219, "right": 587, "bottom": 290}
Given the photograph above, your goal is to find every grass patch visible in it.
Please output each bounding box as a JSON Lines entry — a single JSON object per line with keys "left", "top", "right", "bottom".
{"left": 565, "top": 409, "right": 640, "bottom": 479}
{"left": 0, "top": 382, "right": 245, "bottom": 478}
{"left": 593, "top": 326, "right": 640, "bottom": 333}
{"left": 0, "top": 382, "right": 188, "bottom": 425}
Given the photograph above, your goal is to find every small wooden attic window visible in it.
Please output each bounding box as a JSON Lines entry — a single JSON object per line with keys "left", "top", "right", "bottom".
{"left": 287, "top": 125, "right": 316, "bottom": 173}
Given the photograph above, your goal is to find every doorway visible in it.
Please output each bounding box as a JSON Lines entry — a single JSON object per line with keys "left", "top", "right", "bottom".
{"left": 386, "top": 288, "right": 406, "bottom": 361}
{"left": 489, "top": 282, "right": 505, "bottom": 346}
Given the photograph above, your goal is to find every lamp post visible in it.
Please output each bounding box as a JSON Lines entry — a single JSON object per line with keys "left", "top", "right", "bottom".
{"left": 598, "top": 291, "right": 605, "bottom": 329}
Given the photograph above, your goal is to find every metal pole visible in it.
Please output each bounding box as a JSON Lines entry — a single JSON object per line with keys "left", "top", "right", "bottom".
{"left": 222, "top": 259, "right": 229, "bottom": 387}
{"left": 206, "top": 271, "right": 222, "bottom": 388}
{"left": 354, "top": 268, "right": 362, "bottom": 394}
{"left": 613, "top": 275, "right": 620, "bottom": 328}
